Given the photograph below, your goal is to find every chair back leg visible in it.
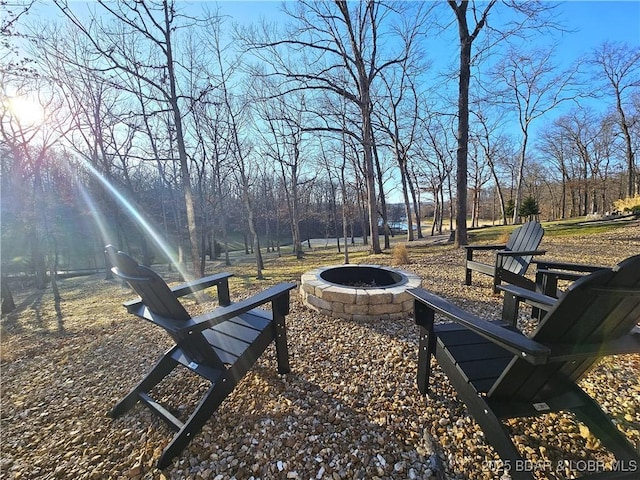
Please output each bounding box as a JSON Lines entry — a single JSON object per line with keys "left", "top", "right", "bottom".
{"left": 110, "top": 348, "right": 179, "bottom": 418}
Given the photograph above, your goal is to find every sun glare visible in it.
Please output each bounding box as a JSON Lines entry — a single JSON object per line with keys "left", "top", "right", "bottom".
{"left": 6, "top": 95, "right": 45, "bottom": 126}
{"left": 75, "top": 155, "right": 189, "bottom": 281}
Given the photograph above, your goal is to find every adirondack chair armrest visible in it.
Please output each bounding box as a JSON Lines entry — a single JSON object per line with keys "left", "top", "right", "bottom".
{"left": 408, "top": 288, "right": 550, "bottom": 364}
{"left": 464, "top": 244, "right": 508, "bottom": 264}
{"left": 536, "top": 268, "right": 590, "bottom": 283}
{"left": 533, "top": 264, "right": 610, "bottom": 298}
{"left": 496, "top": 249, "right": 546, "bottom": 257}
{"left": 497, "top": 284, "right": 557, "bottom": 309}
{"left": 180, "top": 282, "right": 297, "bottom": 334}
{"left": 170, "top": 272, "right": 234, "bottom": 304}
{"left": 123, "top": 303, "right": 187, "bottom": 332}
{"left": 463, "top": 244, "right": 506, "bottom": 252}
{"left": 532, "top": 260, "right": 608, "bottom": 273}
{"left": 122, "top": 273, "right": 235, "bottom": 312}
{"left": 497, "top": 284, "right": 557, "bottom": 325}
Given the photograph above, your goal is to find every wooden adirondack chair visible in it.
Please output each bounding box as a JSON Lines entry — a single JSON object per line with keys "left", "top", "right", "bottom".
{"left": 410, "top": 254, "right": 640, "bottom": 480}
{"left": 499, "top": 260, "right": 609, "bottom": 324}
{"left": 464, "top": 221, "right": 545, "bottom": 293}
{"left": 104, "top": 245, "right": 296, "bottom": 469}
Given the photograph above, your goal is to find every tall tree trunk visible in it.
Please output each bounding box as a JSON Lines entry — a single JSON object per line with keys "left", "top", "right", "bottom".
{"left": 32, "top": 170, "right": 47, "bottom": 290}
{"left": 449, "top": 0, "right": 496, "bottom": 245}
{"left": 454, "top": 32, "right": 471, "bottom": 245}
{"left": 291, "top": 178, "right": 304, "bottom": 259}
{"left": 341, "top": 181, "right": 350, "bottom": 265}
{"left": 243, "top": 188, "right": 264, "bottom": 278}
{"left": 372, "top": 135, "right": 390, "bottom": 250}
{"left": 451, "top": 2, "right": 472, "bottom": 246}
{"left": 399, "top": 159, "right": 414, "bottom": 242}
{"left": 163, "top": 3, "right": 201, "bottom": 277}
{"left": 408, "top": 173, "right": 423, "bottom": 239}
{"left": 512, "top": 131, "right": 529, "bottom": 224}
{"left": 616, "top": 92, "right": 636, "bottom": 197}
{"left": 1, "top": 275, "right": 16, "bottom": 314}
{"left": 341, "top": 137, "right": 350, "bottom": 265}
{"left": 361, "top": 97, "right": 381, "bottom": 253}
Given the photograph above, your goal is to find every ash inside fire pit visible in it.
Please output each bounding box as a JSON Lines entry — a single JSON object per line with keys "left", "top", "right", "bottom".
{"left": 319, "top": 265, "right": 404, "bottom": 288}
{"left": 343, "top": 281, "right": 378, "bottom": 287}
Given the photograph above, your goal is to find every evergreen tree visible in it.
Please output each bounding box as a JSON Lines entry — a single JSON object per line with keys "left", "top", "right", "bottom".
{"left": 519, "top": 196, "right": 540, "bottom": 221}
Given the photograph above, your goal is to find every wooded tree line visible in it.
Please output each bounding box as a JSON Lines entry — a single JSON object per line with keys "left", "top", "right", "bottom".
{"left": 1, "top": 0, "right": 638, "bottom": 286}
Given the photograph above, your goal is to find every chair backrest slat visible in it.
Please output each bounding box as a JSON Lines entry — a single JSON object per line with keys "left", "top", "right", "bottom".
{"left": 105, "top": 245, "right": 225, "bottom": 368}
{"left": 489, "top": 254, "right": 640, "bottom": 402}
{"left": 106, "top": 246, "right": 191, "bottom": 321}
{"left": 501, "top": 221, "right": 544, "bottom": 275}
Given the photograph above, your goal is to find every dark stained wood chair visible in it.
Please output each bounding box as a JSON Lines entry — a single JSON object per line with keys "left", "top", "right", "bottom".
{"left": 105, "top": 245, "right": 296, "bottom": 469}
{"left": 499, "top": 260, "right": 609, "bottom": 324}
{"left": 410, "top": 254, "right": 640, "bottom": 480}
{"left": 533, "top": 259, "right": 609, "bottom": 298}
{"left": 464, "top": 221, "right": 545, "bottom": 293}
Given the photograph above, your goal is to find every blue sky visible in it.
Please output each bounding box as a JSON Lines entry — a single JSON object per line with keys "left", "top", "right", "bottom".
{"left": 552, "top": 1, "right": 639, "bottom": 58}
{"left": 215, "top": 0, "right": 640, "bottom": 54}
{"left": 211, "top": 1, "right": 639, "bottom": 100}
{"left": 31, "top": 1, "right": 639, "bottom": 136}
{"left": 41, "top": 1, "right": 640, "bottom": 64}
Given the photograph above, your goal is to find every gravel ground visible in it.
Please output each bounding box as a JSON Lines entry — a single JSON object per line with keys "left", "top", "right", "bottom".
{"left": 2, "top": 224, "right": 639, "bottom": 480}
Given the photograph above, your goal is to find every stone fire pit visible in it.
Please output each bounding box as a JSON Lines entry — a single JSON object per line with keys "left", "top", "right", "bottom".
{"left": 300, "top": 265, "right": 422, "bottom": 321}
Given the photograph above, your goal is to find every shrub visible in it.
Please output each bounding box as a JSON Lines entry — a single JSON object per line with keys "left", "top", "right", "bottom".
{"left": 497, "top": 231, "right": 511, "bottom": 244}
{"left": 392, "top": 243, "right": 409, "bottom": 265}
{"left": 613, "top": 195, "right": 640, "bottom": 215}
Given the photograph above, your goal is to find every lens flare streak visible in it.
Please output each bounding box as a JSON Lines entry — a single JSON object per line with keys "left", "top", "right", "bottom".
{"left": 75, "top": 156, "right": 187, "bottom": 279}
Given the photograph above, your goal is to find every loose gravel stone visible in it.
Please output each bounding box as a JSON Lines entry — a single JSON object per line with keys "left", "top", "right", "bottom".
{"left": 1, "top": 225, "right": 639, "bottom": 479}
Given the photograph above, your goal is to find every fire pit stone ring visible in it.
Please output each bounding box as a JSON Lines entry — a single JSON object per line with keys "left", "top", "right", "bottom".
{"left": 300, "top": 264, "right": 422, "bottom": 321}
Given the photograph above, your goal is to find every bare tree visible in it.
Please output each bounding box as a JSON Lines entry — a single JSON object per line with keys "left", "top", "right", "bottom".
{"left": 208, "top": 16, "right": 265, "bottom": 279}
{"left": 254, "top": 84, "right": 309, "bottom": 259}
{"left": 471, "top": 107, "right": 512, "bottom": 224}
{"left": 492, "top": 47, "right": 581, "bottom": 223}
{"left": 52, "top": 0, "right": 206, "bottom": 276}
{"left": 537, "top": 121, "right": 571, "bottom": 218}
{"left": 446, "top": 0, "right": 561, "bottom": 241}
{"left": 245, "top": 0, "right": 428, "bottom": 254}
{"left": 1, "top": 74, "right": 69, "bottom": 290}
{"left": 551, "top": 108, "right": 623, "bottom": 216}
{"left": 590, "top": 42, "right": 640, "bottom": 197}
{"left": 1, "top": 0, "right": 36, "bottom": 74}
{"left": 375, "top": 66, "right": 422, "bottom": 242}
{"left": 468, "top": 137, "right": 492, "bottom": 227}
{"left": 417, "top": 113, "right": 456, "bottom": 236}
{"left": 195, "top": 96, "right": 234, "bottom": 266}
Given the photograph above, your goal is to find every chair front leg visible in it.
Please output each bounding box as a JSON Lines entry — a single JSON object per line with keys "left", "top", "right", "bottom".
{"left": 465, "top": 248, "right": 474, "bottom": 286}
{"left": 501, "top": 292, "right": 520, "bottom": 327}
{"left": 493, "top": 253, "right": 506, "bottom": 294}
{"left": 158, "top": 373, "right": 238, "bottom": 469}
{"left": 272, "top": 291, "right": 291, "bottom": 374}
{"left": 414, "top": 300, "right": 436, "bottom": 396}
{"left": 216, "top": 278, "right": 231, "bottom": 307}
